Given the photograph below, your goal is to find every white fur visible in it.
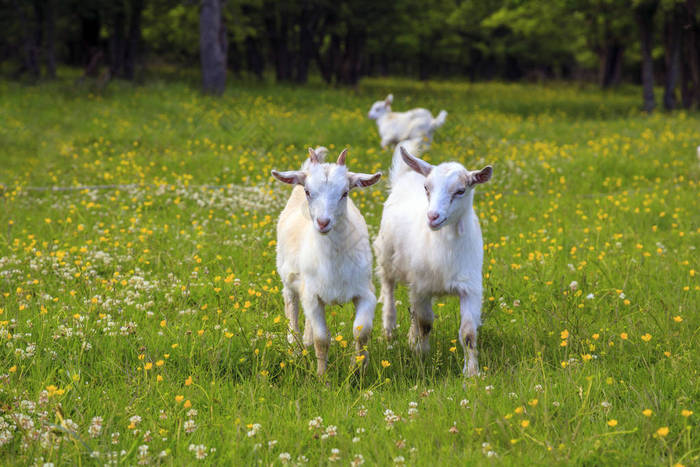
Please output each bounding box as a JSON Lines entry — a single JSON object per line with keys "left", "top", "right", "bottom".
{"left": 368, "top": 94, "right": 447, "bottom": 149}
{"left": 272, "top": 148, "right": 382, "bottom": 376}
{"left": 374, "top": 146, "right": 492, "bottom": 377}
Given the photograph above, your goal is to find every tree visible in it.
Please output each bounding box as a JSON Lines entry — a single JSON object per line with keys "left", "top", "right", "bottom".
{"left": 662, "top": 0, "right": 684, "bottom": 109}
{"left": 635, "top": 0, "right": 659, "bottom": 112}
{"left": 107, "top": 0, "right": 144, "bottom": 80}
{"left": 43, "top": 0, "right": 56, "bottom": 78}
{"left": 681, "top": 0, "right": 700, "bottom": 108}
{"left": 200, "top": 0, "right": 228, "bottom": 94}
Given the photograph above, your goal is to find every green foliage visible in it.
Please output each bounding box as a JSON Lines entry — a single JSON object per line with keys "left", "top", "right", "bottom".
{"left": 142, "top": 2, "right": 200, "bottom": 64}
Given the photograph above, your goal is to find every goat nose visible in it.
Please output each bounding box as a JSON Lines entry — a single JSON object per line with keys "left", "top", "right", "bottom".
{"left": 317, "top": 217, "right": 330, "bottom": 229}
{"left": 427, "top": 211, "right": 440, "bottom": 222}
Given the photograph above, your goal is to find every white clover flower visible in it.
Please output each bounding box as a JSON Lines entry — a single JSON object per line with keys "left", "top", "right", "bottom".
{"left": 246, "top": 423, "right": 261, "bottom": 437}
{"left": 384, "top": 409, "right": 400, "bottom": 428}
{"left": 184, "top": 419, "right": 197, "bottom": 434}
{"left": 328, "top": 448, "right": 341, "bottom": 462}
{"left": 307, "top": 417, "right": 323, "bottom": 430}
{"left": 137, "top": 444, "right": 149, "bottom": 465}
{"left": 188, "top": 444, "right": 208, "bottom": 460}
{"left": 63, "top": 419, "right": 79, "bottom": 433}
{"left": 88, "top": 416, "right": 103, "bottom": 438}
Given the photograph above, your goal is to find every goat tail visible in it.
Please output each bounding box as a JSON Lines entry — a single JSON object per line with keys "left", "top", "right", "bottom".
{"left": 431, "top": 110, "right": 447, "bottom": 130}
{"left": 301, "top": 146, "right": 329, "bottom": 170}
{"left": 389, "top": 138, "right": 424, "bottom": 185}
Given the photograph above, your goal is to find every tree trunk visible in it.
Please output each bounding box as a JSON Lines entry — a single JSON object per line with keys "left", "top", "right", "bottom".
{"left": 635, "top": 1, "right": 658, "bottom": 112}
{"left": 663, "top": 5, "right": 683, "bottom": 110}
{"left": 79, "top": 10, "right": 101, "bottom": 67}
{"left": 109, "top": 5, "right": 126, "bottom": 77}
{"left": 265, "top": 9, "right": 292, "bottom": 82}
{"left": 124, "top": 0, "right": 144, "bottom": 81}
{"left": 599, "top": 42, "right": 624, "bottom": 88}
{"left": 681, "top": 0, "right": 700, "bottom": 108}
{"left": 200, "top": 0, "right": 228, "bottom": 94}
{"left": 44, "top": 0, "right": 56, "bottom": 78}
{"left": 336, "top": 29, "right": 365, "bottom": 85}
{"left": 317, "top": 33, "right": 340, "bottom": 84}
{"left": 418, "top": 46, "right": 430, "bottom": 81}
{"left": 295, "top": 6, "right": 317, "bottom": 84}
{"left": 245, "top": 36, "right": 264, "bottom": 79}
{"left": 14, "top": 0, "right": 40, "bottom": 80}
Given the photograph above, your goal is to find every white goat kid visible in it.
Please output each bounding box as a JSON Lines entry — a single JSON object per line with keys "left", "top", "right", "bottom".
{"left": 374, "top": 146, "right": 492, "bottom": 376}
{"left": 368, "top": 94, "right": 447, "bottom": 149}
{"left": 272, "top": 148, "right": 382, "bottom": 376}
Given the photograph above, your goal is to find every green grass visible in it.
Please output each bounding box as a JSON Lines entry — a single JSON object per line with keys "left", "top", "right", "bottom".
{"left": 0, "top": 74, "right": 698, "bottom": 466}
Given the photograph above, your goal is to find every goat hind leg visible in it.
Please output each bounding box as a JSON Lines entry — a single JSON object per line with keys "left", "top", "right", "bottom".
{"left": 379, "top": 278, "right": 397, "bottom": 340}
{"left": 459, "top": 293, "right": 481, "bottom": 377}
{"left": 408, "top": 293, "right": 433, "bottom": 355}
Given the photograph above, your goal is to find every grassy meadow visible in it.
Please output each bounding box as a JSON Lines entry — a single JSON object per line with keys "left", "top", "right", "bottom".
{"left": 0, "top": 75, "right": 698, "bottom": 466}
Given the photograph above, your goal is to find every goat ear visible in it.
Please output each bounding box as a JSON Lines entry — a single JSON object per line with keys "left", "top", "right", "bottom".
{"left": 308, "top": 147, "right": 320, "bottom": 164}
{"left": 349, "top": 172, "right": 382, "bottom": 189}
{"left": 336, "top": 148, "right": 348, "bottom": 166}
{"left": 400, "top": 146, "right": 433, "bottom": 177}
{"left": 470, "top": 166, "right": 493, "bottom": 185}
{"left": 385, "top": 94, "right": 393, "bottom": 105}
{"left": 271, "top": 170, "right": 306, "bottom": 186}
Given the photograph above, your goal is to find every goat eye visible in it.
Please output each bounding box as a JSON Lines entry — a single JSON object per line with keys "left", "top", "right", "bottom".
{"left": 304, "top": 189, "right": 311, "bottom": 198}
{"left": 341, "top": 191, "right": 348, "bottom": 199}
{"left": 454, "top": 189, "right": 466, "bottom": 197}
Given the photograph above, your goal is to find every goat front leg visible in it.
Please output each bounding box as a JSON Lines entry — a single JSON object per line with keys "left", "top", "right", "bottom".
{"left": 459, "top": 292, "right": 482, "bottom": 377}
{"left": 302, "top": 295, "right": 329, "bottom": 376}
{"left": 352, "top": 292, "right": 376, "bottom": 368}
{"left": 407, "top": 292, "right": 433, "bottom": 355}
{"left": 283, "top": 286, "right": 301, "bottom": 346}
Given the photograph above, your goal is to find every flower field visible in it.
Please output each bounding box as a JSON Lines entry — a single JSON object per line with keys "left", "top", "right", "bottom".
{"left": 0, "top": 77, "right": 698, "bottom": 465}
